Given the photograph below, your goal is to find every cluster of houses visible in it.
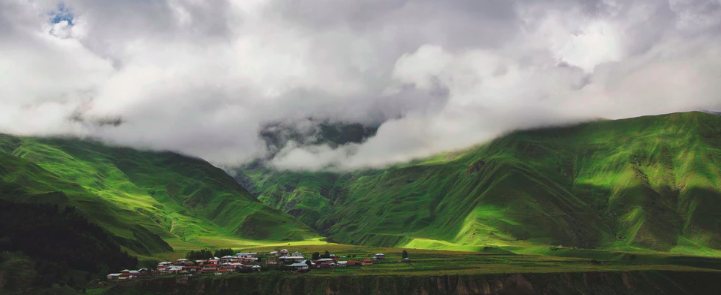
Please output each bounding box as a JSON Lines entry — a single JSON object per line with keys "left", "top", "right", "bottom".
{"left": 159, "top": 254, "right": 263, "bottom": 276}
{"left": 106, "top": 269, "right": 150, "bottom": 280}
{"left": 107, "top": 249, "right": 404, "bottom": 280}
{"left": 270, "top": 250, "right": 392, "bottom": 272}
{"left": 106, "top": 253, "right": 263, "bottom": 280}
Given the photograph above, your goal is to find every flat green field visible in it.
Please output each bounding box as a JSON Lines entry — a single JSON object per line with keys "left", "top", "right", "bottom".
{"left": 93, "top": 246, "right": 721, "bottom": 295}
{"left": 147, "top": 242, "right": 721, "bottom": 278}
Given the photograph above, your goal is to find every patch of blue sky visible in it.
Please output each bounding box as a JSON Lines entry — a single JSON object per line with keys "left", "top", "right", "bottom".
{"left": 49, "top": 3, "right": 74, "bottom": 25}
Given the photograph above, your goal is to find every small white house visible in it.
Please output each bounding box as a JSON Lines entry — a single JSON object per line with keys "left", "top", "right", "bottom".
{"left": 167, "top": 265, "right": 184, "bottom": 274}
{"left": 236, "top": 252, "right": 258, "bottom": 258}
{"left": 279, "top": 256, "right": 305, "bottom": 264}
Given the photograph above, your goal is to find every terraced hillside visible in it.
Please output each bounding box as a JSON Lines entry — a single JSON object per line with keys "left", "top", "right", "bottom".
{"left": 236, "top": 112, "right": 721, "bottom": 254}
{"left": 0, "top": 135, "right": 317, "bottom": 255}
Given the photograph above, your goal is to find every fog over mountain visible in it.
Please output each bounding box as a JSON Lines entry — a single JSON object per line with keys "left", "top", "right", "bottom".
{"left": 2, "top": 0, "right": 721, "bottom": 170}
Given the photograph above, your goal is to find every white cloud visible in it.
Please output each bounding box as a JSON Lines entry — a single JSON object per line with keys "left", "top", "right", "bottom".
{"left": 1, "top": 0, "right": 721, "bottom": 171}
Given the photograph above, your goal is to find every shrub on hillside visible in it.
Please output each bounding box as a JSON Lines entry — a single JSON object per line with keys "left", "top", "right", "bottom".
{"left": 0, "top": 200, "right": 138, "bottom": 288}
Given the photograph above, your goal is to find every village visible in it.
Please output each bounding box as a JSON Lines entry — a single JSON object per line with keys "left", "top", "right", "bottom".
{"left": 107, "top": 249, "right": 411, "bottom": 280}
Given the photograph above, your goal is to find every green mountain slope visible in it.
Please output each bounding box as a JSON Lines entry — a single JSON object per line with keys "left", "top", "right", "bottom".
{"left": 0, "top": 135, "right": 317, "bottom": 254}
{"left": 235, "top": 112, "right": 721, "bottom": 254}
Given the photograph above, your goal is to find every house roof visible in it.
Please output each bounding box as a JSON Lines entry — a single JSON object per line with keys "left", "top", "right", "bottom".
{"left": 279, "top": 256, "right": 305, "bottom": 260}
{"left": 289, "top": 263, "right": 308, "bottom": 267}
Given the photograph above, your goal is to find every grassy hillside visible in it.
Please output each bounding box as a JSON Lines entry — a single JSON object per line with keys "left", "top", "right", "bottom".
{"left": 0, "top": 134, "right": 318, "bottom": 255}
{"left": 236, "top": 112, "right": 721, "bottom": 254}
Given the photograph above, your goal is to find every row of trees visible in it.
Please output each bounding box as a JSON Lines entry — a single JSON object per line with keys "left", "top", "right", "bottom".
{"left": 311, "top": 250, "right": 332, "bottom": 260}
{"left": 185, "top": 248, "right": 235, "bottom": 260}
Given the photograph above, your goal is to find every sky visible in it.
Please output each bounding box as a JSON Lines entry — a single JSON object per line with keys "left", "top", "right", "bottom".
{"left": 1, "top": 0, "right": 721, "bottom": 171}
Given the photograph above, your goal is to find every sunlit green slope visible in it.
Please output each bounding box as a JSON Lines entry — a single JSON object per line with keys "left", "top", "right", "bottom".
{"left": 0, "top": 135, "right": 317, "bottom": 254}
{"left": 237, "top": 112, "right": 721, "bottom": 253}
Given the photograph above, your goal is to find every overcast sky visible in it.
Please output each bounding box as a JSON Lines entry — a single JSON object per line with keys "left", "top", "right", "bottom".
{"left": 2, "top": 0, "right": 721, "bottom": 170}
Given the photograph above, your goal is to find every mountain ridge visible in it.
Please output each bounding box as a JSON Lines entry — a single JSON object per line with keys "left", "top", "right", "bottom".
{"left": 0, "top": 134, "right": 318, "bottom": 255}
{"left": 235, "top": 111, "right": 721, "bottom": 254}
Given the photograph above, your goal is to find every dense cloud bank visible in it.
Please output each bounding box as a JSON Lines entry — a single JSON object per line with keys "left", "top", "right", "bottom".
{"left": 1, "top": 0, "right": 721, "bottom": 170}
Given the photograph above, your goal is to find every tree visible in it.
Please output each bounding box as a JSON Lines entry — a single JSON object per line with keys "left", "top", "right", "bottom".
{"left": 321, "top": 250, "right": 330, "bottom": 258}
{"left": 305, "top": 260, "right": 312, "bottom": 268}
{"left": 186, "top": 249, "right": 213, "bottom": 260}
{"left": 402, "top": 250, "right": 408, "bottom": 259}
{"left": 311, "top": 252, "right": 320, "bottom": 260}
{"left": 213, "top": 248, "right": 235, "bottom": 257}
{"left": 140, "top": 259, "right": 160, "bottom": 270}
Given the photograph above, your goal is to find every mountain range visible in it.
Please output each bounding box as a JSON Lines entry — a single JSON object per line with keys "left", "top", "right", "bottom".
{"left": 235, "top": 112, "right": 721, "bottom": 254}
{"left": 1, "top": 112, "right": 720, "bottom": 257}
